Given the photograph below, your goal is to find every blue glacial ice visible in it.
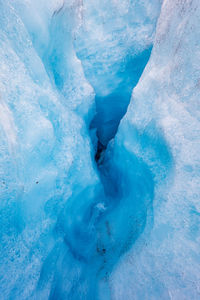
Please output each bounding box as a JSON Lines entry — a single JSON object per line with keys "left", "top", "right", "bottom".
{"left": 109, "top": 0, "right": 200, "bottom": 299}
{"left": 74, "top": 0, "right": 162, "bottom": 146}
{"left": 0, "top": 0, "right": 200, "bottom": 300}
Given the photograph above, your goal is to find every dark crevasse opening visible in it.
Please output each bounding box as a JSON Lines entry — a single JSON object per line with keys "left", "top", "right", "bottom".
{"left": 91, "top": 47, "right": 152, "bottom": 171}
{"left": 38, "top": 9, "right": 161, "bottom": 300}
{"left": 37, "top": 42, "right": 159, "bottom": 299}
{"left": 90, "top": 47, "right": 153, "bottom": 148}
{"left": 57, "top": 48, "right": 160, "bottom": 299}
{"left": 65, "top": 37, "right": 172, "bottom": 298}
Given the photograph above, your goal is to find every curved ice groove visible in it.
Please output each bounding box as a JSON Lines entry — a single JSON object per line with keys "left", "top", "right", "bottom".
{"left": 37, "top": 124, "right": 172, "bottom": 300}
{"left": 0, "top": 1, "right": 173, "bottom": 300}
{"left": 35, "top": 3, "right": 170, "bottom": 299}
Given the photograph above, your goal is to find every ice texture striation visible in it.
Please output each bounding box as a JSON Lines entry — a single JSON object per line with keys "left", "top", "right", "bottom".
{"left": 0, "top": 0, "right": 200, "bottom": 300}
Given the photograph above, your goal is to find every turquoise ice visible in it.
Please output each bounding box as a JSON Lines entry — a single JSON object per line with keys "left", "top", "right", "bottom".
{"left": 0, "top": 0, "right": 200, "bottom": 299}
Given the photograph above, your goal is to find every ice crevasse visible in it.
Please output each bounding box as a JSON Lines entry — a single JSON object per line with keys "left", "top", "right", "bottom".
{"left": 0, "top": 0, "right": 200, "bottom": 300}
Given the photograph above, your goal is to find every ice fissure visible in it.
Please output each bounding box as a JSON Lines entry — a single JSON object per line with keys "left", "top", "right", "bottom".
{"left": 42, "top": 3, "right": 159, "bottom": 298}
{"left": 1, "top": 0, "right": 200, "bottom": 299}
{"left": 0, "top": 1, "right": 163, "bottom": 298}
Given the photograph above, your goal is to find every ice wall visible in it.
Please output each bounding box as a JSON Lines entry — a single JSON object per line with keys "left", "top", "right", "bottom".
{"left": 0, "top": 1, "right": 101, "bottom": 299}
{"left": 74, "top": 0, "right": 162, "bottom": 146}
{"left": 12, "top": 0, "right": 94, "bottom": 122}
{"left": 109, "top": 0, "right": 200, "bottom": 298}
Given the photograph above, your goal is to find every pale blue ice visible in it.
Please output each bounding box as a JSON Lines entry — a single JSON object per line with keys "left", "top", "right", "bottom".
{"left": 0, "top": 0, "right": 200, "bottom": 300}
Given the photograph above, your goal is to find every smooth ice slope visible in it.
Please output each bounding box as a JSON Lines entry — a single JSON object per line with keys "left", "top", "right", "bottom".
{"left": 109, "top": 0, "right": 200, "bottom": 299}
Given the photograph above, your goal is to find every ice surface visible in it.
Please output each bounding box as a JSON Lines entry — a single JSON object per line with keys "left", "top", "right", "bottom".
{"left": 109, "top": 0, "right": 200, "bottom": 298}
{"left": 0, "top": 0, "right": 200, "bottom": 299}
{"left": 0, "top": 1, "right": 100, "bottom": 299}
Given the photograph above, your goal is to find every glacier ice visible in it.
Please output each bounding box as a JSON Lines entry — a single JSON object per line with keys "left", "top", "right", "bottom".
{"left": 0, "top": 1, "right": 99, "bottom": 298}
{"left": 74, "top": 0, "right": 162, "bottom": 146}
{"left": 0, "top": 0, "right": 200, "bottom": 299}
{"left": 109, "top": 0, "right": 200, "bottom": 299}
